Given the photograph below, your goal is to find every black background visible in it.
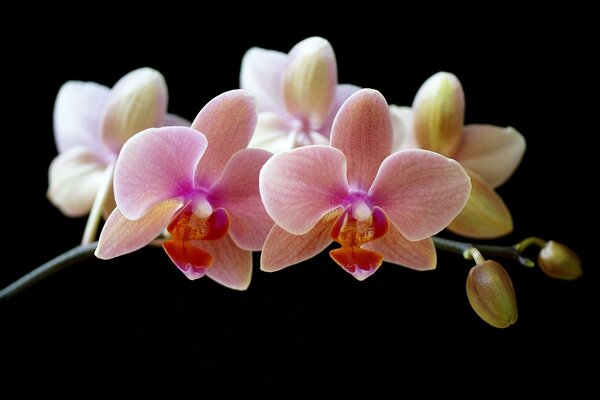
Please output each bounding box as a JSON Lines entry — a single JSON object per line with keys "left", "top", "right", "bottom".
{"left": 3, "top": 11, "right": 596, "bottom": 397}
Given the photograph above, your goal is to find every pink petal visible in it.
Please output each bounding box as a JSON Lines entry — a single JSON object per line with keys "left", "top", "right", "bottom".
{"left": 95, "top": 199, "right": 183, "bottom": 259}
{"left": 363, "top": 219, "right": 436, "bottom": 271}
{"left": 330, "top": 89, "right": 393, "bottom": 191}
{"left": 282, "top": 37, "right": 337, "bottom": 129}
{"left": 53, "top": 81, "right": 110, "bottom": 154}
{"left": 319, "top": 84, "right": 362, "bottom": 136}
{"left": 240, "top": 47, "right": 288, "bottom": 114}
{"left": 448, "top": 169, "right": 513, "bottom": 239}
{"left": 260, "top": 208, "right": 342, "bottom": 272}
{"left": 455, "top": 124, "right": 526, "bottom": 188}
{"left": 192, "top": 235, "right": 253, "bottom": 290}
{"left": 412, "top": 72, "right": 464, "bottom": 157}
{"left": 114, "top": 127, "right": 207, "bottom": 220}
{"left": 162, "top": 113, "right": 190, "bottom": 127}
{"left": 259, "top": 145, "right": 349, "bottom": 235}
{"left": 208, "top": 148, "right": 273, "bottom": 251}
{"left": 101, "top": 68, "right": 168, "bottom": 153}
{"left": 389, "top": 105, "right": 416, "bottom": 151}
{"left": 47, "top": 147, "right": 108, "bottom": 217}
{"left": 368, "top": 149, "right": 471, "bottom": 241}
{"left": 248, "top": 112, "right": 295, "bottom": 153}
{"left": 192, "top": 90, "right": 257, "bottom": 187}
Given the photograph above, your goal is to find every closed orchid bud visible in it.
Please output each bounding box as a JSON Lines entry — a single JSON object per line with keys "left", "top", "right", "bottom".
{"left": 538, "top": 241, "right": 582, "bottom": 281}
{"left": 467, "top": 260, "right": 518, "bottom": 328}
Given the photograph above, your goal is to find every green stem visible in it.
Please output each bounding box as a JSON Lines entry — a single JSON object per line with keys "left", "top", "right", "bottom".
{"left": 431, "top": 236, "right": 535, "bottom": 267}
{"left": 81, "top": 162, "right": 114, "bottom": 245}
{"left": 0, "top": 242, "right": 98, "bottom": 302}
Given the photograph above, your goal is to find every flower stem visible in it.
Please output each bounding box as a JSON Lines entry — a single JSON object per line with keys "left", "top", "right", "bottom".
{"left": 0, "top": 242, "right": 98, "bottom": 302}
{"left": 81, "top": 162, "right": 115, "bottom": 245}
{"left": 431, "top": 236, "right": 535, "bottom": 267}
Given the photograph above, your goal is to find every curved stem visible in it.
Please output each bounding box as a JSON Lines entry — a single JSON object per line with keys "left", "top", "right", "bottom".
{"left": 432, "top": 236, "right": 534, "bottom": 267}
{"left": 81, "top": 162, "right": 114, "bottom": 245}
{"left": 0, "top": 242, "right": 98, "bottom": 302}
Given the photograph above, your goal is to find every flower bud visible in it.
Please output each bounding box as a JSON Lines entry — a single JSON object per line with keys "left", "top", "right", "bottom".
{"left": 538, "top": 241, "right": 582, "bottom": 281}
{"left": 466, "top": 260, "right": 518, "bottom": 328}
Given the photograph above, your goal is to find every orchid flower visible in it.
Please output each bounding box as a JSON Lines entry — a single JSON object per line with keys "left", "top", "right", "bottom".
{"left": 240, "top": 36, "right": 360, "bottom": 153}
{"left": 390, "top": 72, "right": 526, "bottom": 238}
{"left": 95, "top": 90, "right": 273, "bottom": 290}
{"left": 259, "top": 89, "right": 471, "bottom": 281}
{"left": 48, "top": 67, "right": 187, "bottom": 217}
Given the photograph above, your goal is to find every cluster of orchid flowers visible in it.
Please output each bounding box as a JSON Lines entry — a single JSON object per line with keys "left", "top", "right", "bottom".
{"left": 30, "top": 37, "right": 581, "bottom": 328}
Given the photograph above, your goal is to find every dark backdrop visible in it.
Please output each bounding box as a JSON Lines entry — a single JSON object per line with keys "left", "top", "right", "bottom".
{"left": 3, "top": 12, "right": 596, "bottom": 397}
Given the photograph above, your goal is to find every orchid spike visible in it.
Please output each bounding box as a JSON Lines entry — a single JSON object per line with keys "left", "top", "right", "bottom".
{"left": 240, "top": 36, "right": 360, "bottom": 153}
{"left": 48, "top": 68, "right": 188, "bottom": 218}
{"left": 259, "top": 89, "right": 471, "bottom": 281}
{"left": 95, "top": 90, "right": 273, "bottom": 290}
{"left": 390, "top": 72, "right": 526, "bottom": 239}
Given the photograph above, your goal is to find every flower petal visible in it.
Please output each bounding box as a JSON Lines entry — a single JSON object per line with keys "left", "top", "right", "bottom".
{"left": 319, "top": 84, "right": 361, "bottom": 136}
{"left": 261, "top": 209, "right": 342, "bottom": 272}
{"left": 95, "top": 199, "right": 183, "bottom": 259}
{"left": 259, "top": 145, "right": 349, "bottom": 235}
{"left": 363, "top": 218, "right": 436, "bottom": 271}
{"left": 191, "top": 235, "right": 253, "bottom": 290}
{"left": 47, "top": 147, "right": 108, "bottom": 217}
{"left": 114, "top": 127, "right": 207, "bottom": 220}
{"left": 282, "top": 37, "right": 337, "bottom": 128}
{"left": 209, "top": 148, "right": 273, "bottom": 251}
{"left": 248, "top": 112, "right": 295, "bottom": 153}
{"left": 368, "top": 149, "right": 471, "bottom": 241}
{"left": 162, "top": 113, "right": 190, "bottom": 127}
{"left": 412, "top": 72, "right": 464, "bottom": 157}
{"left": 101, "top": 68, "right": 167, "bottom": 153}
{"left": 53, "top": 81, "right": 110, "bottom": 153}
{"left": 455, "top": 124, "right": 526, "bottom": 188}
{"left": 330, "top": 89, "right": 393, "bottom": 191}
{"left": 448, "top": 169, "right": 513, "bottom": 239}
{"left": 192, "top": 90, "right": 257, "bottom": 187}
{"left": 240, "top": 47, "right": 287, "bottom": 114}
{"left": 389, "top": 105, "right": 416, "bottom": 151}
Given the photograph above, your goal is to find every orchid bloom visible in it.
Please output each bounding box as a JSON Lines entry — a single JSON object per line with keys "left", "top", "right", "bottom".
{"left": 48, "top": 67, "right": 187, "bottom": 217}
{"left": 95, "top": 90, "right": 273, "bottom": 290}
{"left": 390, "top": 72, "right": 526, "bottom": 238}
{"left": 240, "top": 36, "right": 360, "bottom": 153}
{"left": 259, "top": 89, "right": 471, "bottom": 280}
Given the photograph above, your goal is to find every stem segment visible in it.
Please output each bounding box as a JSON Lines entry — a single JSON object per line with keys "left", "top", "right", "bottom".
{"left": 81, "top": 162, "right": 115, "bottom": 245}
{"left": 0, "top": 242, "right": 98, "bottom": 302}
{"left": 432, "top": 236, "right": 534, "bottom": 267}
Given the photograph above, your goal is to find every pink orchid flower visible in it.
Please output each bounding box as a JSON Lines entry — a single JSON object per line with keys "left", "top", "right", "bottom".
{"left": 240, "top": 36, "right": 360, "bottom": 153}
{"left": 259, "top": 89, "right": 471, "bottom": 281}
{"left": 390, "top": 72, "right": 526, "bottom": 239}
{"left": 95, "top": 90, "right": 273, "bottom": 290}
{"left": 48, "top": 67, "right": 187, "bottom": 217}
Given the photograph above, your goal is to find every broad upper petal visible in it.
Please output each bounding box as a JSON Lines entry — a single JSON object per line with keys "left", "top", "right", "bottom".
{"left": 53, "top": 81, "right": 110, "bottom": 154}
{"left": 240, "top": 47, "right": 287, "bottom": 114}
{"left": 330, "top": 89, "right": 393, "bottom": 191}
{"left": 101, "top": 68, "right": 167, "bottom": 153}
{"left": 412, "top": 72, "right": 464, "bottom": 157}
{"left": 456, "top": 124, "right": 526, "bottom": 188}
{"left": 114, "top": 127, "right": 207, "bottom": 220}
{"left": 368, "top": 149, "right": 471, "bottom": 241}
{"left": 192, "top": 90, "right": 257, "bottom": 187}
{"left": 319, "top": 84, "right": 361, "bottom": 136}
{"left": 259, "top": 145, "right": 349, "bottom": 235}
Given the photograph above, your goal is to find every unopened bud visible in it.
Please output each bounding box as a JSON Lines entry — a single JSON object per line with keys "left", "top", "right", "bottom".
{"left": 466, "top": 260, "right": 518, "bottom": 328}
{"left": 538, "top": 241, "right": 582, "bottom": 281}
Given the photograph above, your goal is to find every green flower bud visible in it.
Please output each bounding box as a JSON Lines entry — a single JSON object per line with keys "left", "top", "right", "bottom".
{"left": 466, "top": 260, "right": 518, "bottom": 328}
{"left": 538, "top": 241, "right": 582, "bottom": 281}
